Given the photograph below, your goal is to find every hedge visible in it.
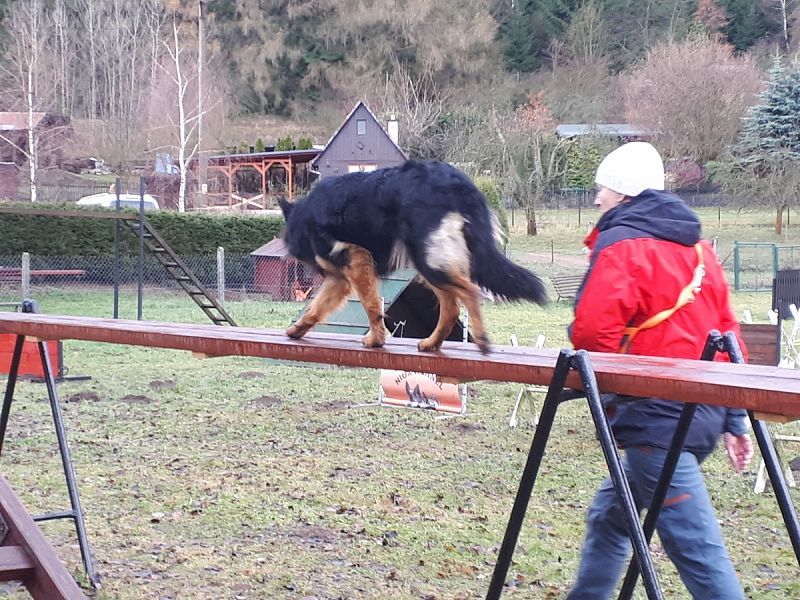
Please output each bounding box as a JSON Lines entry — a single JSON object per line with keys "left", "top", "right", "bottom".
{"left": 0, "top": 203, "right": 284, "bottom": 256}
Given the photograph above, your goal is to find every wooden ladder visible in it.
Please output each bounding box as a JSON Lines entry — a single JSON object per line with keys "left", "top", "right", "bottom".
{"left": 122, "top": 219, "right": 237, "bottom": 326}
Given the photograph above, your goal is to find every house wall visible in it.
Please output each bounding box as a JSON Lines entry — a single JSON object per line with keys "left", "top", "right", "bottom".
{"left": 0, "top": 114, "right": 72, "bottom": 168}
{"left": 316, "top": 105, "right": 405, "bottom": 178}
{"left": 253, "top": 256, "right": 322, "bottom": 300}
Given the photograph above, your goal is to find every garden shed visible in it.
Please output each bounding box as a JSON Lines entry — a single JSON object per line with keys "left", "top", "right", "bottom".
{"left": 250, "top": 238, "right": 321, "bottom": 301}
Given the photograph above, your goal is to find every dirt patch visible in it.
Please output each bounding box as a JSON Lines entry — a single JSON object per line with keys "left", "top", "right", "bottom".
{"left": 330, "top": 466, "right": 371, "bottom": 480}
{"left": 274, "top": 522, "right": 344, "bottom": 550}
{"left": 317, "top": 400, "right": 351, "bottom": 413}
{"left": 250, "top": 395, "right": 283, "bottom": 409}
{"left": 445, "top": 421, "right": 487, "bottom": 434}
{"left": 64, "top": 391, "right": 101, "bottom": 403}
{"left": 121, "top": 394, "right": 154, "bottom": 404}
{"left": 238, "top": 371, "right": 264, "bottom": 379}
{"left": 148, "top": 379, "right": 176, "bottom": 391}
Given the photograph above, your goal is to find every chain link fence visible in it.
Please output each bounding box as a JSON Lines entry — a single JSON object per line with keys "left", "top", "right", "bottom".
{"left": 732, "top": 243, "right": 800, "bottom": 291}
{"left": 0, "top": 252, "right": 321, "bottom": 327}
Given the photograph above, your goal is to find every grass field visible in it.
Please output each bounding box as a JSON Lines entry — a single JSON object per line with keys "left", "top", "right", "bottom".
{"left": 0, "top": 208, "right": 798, "bottom": 599}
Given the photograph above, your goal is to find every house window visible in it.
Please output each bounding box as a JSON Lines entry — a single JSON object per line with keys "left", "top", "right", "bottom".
{"left": 356, "top": 119, "right": 366, "bottom": 135}
{"left": 348, "top": 164, "right": 377, "bottom": 173}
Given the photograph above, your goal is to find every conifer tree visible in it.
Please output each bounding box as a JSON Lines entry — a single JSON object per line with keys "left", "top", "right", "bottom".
{"left": 721, "top": 58, "right": 800, "bottom": 232}
{"left": 733, "top": 58, "right": 800, "bottom": 169}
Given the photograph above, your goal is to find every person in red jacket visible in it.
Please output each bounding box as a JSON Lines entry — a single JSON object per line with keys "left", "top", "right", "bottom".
{"left": 566, "top": 142, "right": 753, "bottom": 599}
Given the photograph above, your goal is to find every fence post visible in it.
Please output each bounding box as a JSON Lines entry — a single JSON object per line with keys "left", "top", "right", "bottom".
{"left": 137, "top": 178, "right": 145, "bottom": 320}
{"left": 217, "top": 247, "right": 225, "bottom": 307}
{"left": 113, "top": 177, "right": 121, "bottom": 319}
{"left": 773, "top": 244, "right": 780, "bottom": 281}
{"left": 733, "top": 242, "right": 740, "bottom": 291}
{"left": 21, "top": 252, "right": 30, "bottom": 301}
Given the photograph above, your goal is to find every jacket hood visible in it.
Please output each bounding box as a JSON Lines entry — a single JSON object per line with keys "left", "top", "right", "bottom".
{"left": 595, "top": 189, "right": 701, "bottom": 247}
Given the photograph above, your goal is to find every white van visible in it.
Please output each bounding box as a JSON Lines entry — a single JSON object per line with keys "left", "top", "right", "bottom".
{"left": 76, "top": 192, "right": 160, "bottom": 211}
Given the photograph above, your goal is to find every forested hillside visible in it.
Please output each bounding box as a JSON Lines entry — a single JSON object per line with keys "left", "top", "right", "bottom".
{"left": 200, "top": 0, "right": 785, "bottom": 118}
{"left": 0, "top": 0, "right": 798, "bottom": 224}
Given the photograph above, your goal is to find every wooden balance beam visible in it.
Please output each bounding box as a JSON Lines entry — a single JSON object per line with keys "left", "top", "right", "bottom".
{"left": 0, "top": 312, "right": 798, "bottom": 419}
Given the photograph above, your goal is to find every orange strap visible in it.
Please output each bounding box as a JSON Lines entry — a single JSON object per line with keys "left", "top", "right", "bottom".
{"left": 619, "top": 243, "right": 705, "bottom": 354}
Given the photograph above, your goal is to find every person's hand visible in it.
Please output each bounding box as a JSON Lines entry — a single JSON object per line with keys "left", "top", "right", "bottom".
{"left": 724, "top": 432, "right": 753, "bottom": 473}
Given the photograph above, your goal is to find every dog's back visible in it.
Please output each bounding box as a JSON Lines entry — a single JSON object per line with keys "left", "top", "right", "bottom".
{"left": 282, "top": 160, "right": 546, "bottom": 303}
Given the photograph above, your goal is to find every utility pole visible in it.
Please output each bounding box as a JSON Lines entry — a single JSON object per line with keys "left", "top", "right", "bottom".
{"left": 197, "top": 0, "right": 209, "bottom": 202}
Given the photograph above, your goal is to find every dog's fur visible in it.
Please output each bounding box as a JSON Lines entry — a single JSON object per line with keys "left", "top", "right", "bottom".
{"left": 278, "top": 160, "right": 548, "bottom": 353}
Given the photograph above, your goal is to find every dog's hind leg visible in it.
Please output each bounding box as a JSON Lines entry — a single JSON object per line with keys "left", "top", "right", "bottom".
{"left": 449, "top": 275, "right": 491, "bottom": 354}
{"left": 417, "top": 286, "right": 460, "bottom": 353}
{"left": 341, "top": 246, "right": 389, "bottom": 348}
{"left": 286, "top": 275, "right": 351, "bottom": 339}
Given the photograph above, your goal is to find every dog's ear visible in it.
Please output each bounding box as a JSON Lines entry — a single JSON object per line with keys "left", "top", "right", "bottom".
{"left": 277, "top": 197, "right": 293, "bottom": 220}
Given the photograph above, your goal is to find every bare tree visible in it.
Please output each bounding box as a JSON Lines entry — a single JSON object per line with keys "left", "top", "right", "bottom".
{"left": 500, "top": 93, "right": 568, "bottom": 236}
{"left": 371, "top": 59, "right": 448, "bottom": 159}
{"left": 563, "top": 0, "right": 609, "bottom": 64}
{"left": 152, "top": 16, "right": 227, "bottom": 211}
{"left": 624, "top": 36, "right": 762, "bottom": 162}
{"left": 692, "top": 0, "right": 730, "bottom": 38}
{"left": 65, "top": 0, "right": 166, "bottom": 166}
{"left": 0, "top": 0, "right": 57, "bottom": 203}
{"left": 775, "top": 0, "right": 795, "bottom": 52}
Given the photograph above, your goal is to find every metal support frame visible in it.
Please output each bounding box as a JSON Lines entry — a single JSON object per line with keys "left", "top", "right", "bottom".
{"left": 617, "top": 331, "right": 800, "bottom": 599}
{"left": 487, "top": 331, "right": 800, "bottom": 600}
{"left": 0, "top": 300, "right": 96, "bottom": 587}
{"left": 487, "top": 350, "right": 663, "bottom": 600}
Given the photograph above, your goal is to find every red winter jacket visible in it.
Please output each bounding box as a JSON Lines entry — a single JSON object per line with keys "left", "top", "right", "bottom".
{"left": 570, "top": 189, "right": 748, "bottom": 453}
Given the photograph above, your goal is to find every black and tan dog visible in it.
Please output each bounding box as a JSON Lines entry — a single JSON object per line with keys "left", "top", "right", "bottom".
{"left": 278, "top": 160, "right": 548, "bottom": 353}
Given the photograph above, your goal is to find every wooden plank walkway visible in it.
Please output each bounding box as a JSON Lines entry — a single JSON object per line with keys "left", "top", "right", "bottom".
{"left": 1, "top": 313, "right": 799, "bottom": 419}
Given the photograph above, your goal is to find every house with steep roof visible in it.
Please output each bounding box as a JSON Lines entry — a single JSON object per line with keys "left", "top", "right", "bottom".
{"left": 0, "top": 112, "right": 73, "bottom": 168}
{"left": 312, "top": 101, "right": 407, "bottom": 178}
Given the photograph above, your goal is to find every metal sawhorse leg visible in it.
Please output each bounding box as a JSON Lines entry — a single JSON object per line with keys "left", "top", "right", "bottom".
{"left": 617, "top": 331, "right": 800, "bottom": 599}
{"left": 487, "top": 330, "right": 800, "bottom": 599}
{"left": 486, "top": 349, "right": 664, "bottom": 599}
{"left": 0, "top": 300, "right": 97, "bottom": 587}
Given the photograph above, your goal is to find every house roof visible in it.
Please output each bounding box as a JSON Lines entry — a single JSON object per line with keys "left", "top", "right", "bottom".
{"left": 0, "top": 112, "right": 48, "bottom": 131}
{"left": 313, "top": 101, "right": 407, "bottom": 166}
{"left": 250, "top": 238, "right": 289, "bottom": 257}
{"left": 555, "top": 124, "right": 651, "bottom": 139}
{"left": 203, "top": 148, "right": 321, "bottom": 163}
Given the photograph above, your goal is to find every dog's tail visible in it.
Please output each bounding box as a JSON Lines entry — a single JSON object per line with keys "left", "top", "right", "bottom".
{"left": 469, "top": 217, "right": 549, "bottom": 305}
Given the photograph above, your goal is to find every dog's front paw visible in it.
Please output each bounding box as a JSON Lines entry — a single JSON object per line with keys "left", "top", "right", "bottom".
{"left": 417, "top": 337, "right": 442, "bottom": 352}
{"left": 361, "top": 332, "right": 385, "bottom": 348}
{"left": 476, "top": 334, "right": 491, "bottom": 354}
{"left": 286, "top": 324, "right": 308, "bottom": 339}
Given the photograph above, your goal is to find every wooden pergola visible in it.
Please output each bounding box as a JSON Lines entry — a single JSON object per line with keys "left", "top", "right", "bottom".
{"left": 195, "top": 149, "right": 320, "bottom": 209}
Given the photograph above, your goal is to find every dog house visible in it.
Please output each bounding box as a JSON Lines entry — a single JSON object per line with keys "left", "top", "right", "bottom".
{"left": 251, "top": 238, "right": 322, "bottom": 301}
{"left": 291, "top": 268, "right": 473, "bottom": 343}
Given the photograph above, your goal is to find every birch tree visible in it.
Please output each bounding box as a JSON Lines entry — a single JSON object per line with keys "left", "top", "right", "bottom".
{"left": 153, "top": 16, "right": 226, "bottom": 211}
{"left": 0, "top": 0, "right": 56, "bottom": 203}
{"left": 774, "top": 0, "right": 795, "bottom": 52}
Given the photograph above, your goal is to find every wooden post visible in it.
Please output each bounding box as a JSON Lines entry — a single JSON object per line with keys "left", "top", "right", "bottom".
{"left": 20, "top": 253, "right": 30, "bottom": 301}
{"left": 217, "top": 247, "right": 225, "bottom": 307}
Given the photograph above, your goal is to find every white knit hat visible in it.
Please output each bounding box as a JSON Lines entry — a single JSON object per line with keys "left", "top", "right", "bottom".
{"left": 595, "top": 141, "right": 665, "bottom": 197}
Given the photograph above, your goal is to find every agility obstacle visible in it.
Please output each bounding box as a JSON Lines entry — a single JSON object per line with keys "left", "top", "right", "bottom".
{"left": 0, "top": 307, "right": 799, "bottom": 599}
